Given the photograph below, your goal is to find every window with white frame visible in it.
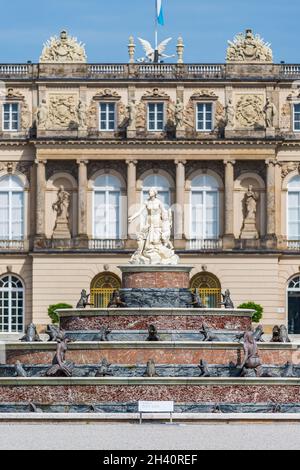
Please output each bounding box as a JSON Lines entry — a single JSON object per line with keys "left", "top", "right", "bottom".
{"left": 0, "top": 275, "right": 24, "bottom": 333}
{"left": 0, "top": 175, "right": 24, "bottom": 241}
{"left": 93, "top": 174, "right": 121, "bottom": 239}
{"left": 142, "top": 174, "right": 171, "bottom": 208}
{"left": 191, "top": 175, "right": 219, "bottom": 239}
{"left": 294, "top": 104, "right": 300, "bottom": 131}
{"left": 147, "top": 103, "right": 164, "bottom": 131}
{"left": 287, "top": 175, "right": 300, "bottom": 240}
{"left": 99, "top": 103, "right": 116, "bottom": 131}
{"left": 2, "top": 103, "right": 19, "bottom": 132}
{"left": 196, "top": 103, "right": 213, "bottom": 132}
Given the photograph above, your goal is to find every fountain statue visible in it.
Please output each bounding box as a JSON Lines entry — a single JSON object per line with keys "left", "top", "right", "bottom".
{"left": 128, "top": 188, "right": 179, "bottom": 265}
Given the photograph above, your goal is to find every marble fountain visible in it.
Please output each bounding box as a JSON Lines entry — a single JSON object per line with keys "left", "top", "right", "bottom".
{"left": 1, "top": 192, "right": 300, "bottom": 418}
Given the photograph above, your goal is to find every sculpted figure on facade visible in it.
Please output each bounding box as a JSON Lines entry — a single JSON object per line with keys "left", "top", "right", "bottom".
{"left": 227, "top": 29, "right": 273, "bottom": 63}
{"left": 236, "top": 95, "right": 264, "bottom": 128}
{"left": 48, "top": 95, "right": 78, "bottom": 129}
{"left": 40, "top": 30, "right": 87, "bottom": 63}
{"left": 77, "top": 100, "right": 87, "bottom": 129}
{"left": 21, "top": 102, "right": 31, "bottom": 130}
{"left": 127, "top": 99, "right": 136, "bottom": 131}
{"left": 263, "top": 98, "right": 277, "bottom": 129}
{"left": 128, "top": 188, "right": 179, "bottom": 265}
{"left": 52, "top": 186, "right": 71, "bottom": 239}
{"left": 175, "top": 98, "right": 185, "bottom": 130}
{"left": 244, "top": 185, "right": 259, "bottom": 220}
{"left": 225, "top": 99, "right": 235, "bottom": 128}
{"left": 37, "top": 99, "right": 48, "bottom": 129}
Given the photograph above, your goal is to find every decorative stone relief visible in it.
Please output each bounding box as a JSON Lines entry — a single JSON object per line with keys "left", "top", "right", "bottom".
{"left": 0, "top": 161, "right": 31, "bottom": 180}
{"left": 234, "top": 161, "right": 266, "bottom": 181}
{"left": 235, "top": 95, "right": 264, "bottom": 128}
{"left": 280, "top": 103, "right": 291, "bottom": 130}
{"left": 142, "top": 88, "right": 170, "bottom": 100}
{"left": 136, "top": 101, "right": 147, "bottom": 132}
{"left": 215, "top": 101, "right": 225, "bottom": 129}
{"left": 87, "top": 161, "right": 127, "bottom": 181}
{"left": 281, "top": 162, "right": 300, "bottom": 179}
{"left": 21, "top": 102, "right": 32, "bottom": 130}
{"left": 47, "top": 95, "right": 78, "bottom": 129}
{"left": 40, "top": 30, "right": 87, "bottom": 63}
{"left": 92, "top": 89, "right": 121, "bottom": 100}
{"left": 87, "top": 101, "right": 98, "bottom": 129}
{"left": 6, "top": 88, "right": 25, "bottom": 100}
{"left": 189, "top": 90, "right": 218, "bottom": 101}
{"left": 186, "top": 161, "right": 224, "bottom": 180}
{"left": 46, "top": 162, "right": 78, "bottom": 182}
{"left": 227, "top": 29, "right": 273, "bottom": 63}
{"left": 137, "top": 161, "right": 176, "bottom": 181}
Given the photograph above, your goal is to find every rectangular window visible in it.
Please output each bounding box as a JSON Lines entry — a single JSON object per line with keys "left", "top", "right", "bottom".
{"left": 3, "top": 103, "right": 19, "bottom": 132}
{"left": 0, "top": 191, "right": 23, "bottom": 240}
{"left": 196, "top": 103, "right": 213, "bottom": 132}
{"left": 148, "top": 103, "right": 164, "bottom": 131}
{"left": 191, "top": 191, "right": 218, "bottom": 239}
{"left": 99, "top": 103, "right": 116, "bottom": 131}
{"left": 94, "top": 191, "right": 120, "bottom": 238}
{"left": 288, "top": 192, "right": 300, "bottom": 239}
{"left": 294, "top": 104, "right": 300, "bottom": 131}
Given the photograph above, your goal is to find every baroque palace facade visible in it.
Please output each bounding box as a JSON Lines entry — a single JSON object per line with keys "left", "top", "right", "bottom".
{"left": 2, "top": 29, "right": 300, "bottom": 334}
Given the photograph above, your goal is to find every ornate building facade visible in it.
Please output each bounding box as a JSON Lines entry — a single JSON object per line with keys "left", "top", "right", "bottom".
{"left": 1, "top": 29, "right": 300, "bottom": 334}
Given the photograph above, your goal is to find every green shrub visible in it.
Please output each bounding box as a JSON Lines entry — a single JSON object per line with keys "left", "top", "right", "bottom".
{"left": 238, "top": 301, "right": 263, "bottom": 324}
{"left": 48, "top": 303, "right": 72, "bottom": 324}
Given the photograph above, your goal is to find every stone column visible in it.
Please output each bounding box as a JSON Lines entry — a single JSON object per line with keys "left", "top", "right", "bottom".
{"left": 77, "top": 160, "right": 89, "bottom": 241}
{"left": 174, "top": 159, "right": 186, "bottom": 248}
{"left": 265, "top": 159, "right": 279, "bottom": 248}
{"left": 126, "top": 159, "right": 138, "bottom": 246}
{"left": 223, "top": 160, "right": 236, "bottom": 249}
{"left": 35, "top": 159, "right": 47, "bottom": 238}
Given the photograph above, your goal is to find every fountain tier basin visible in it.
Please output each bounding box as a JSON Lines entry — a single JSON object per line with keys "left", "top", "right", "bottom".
{"left": 3, "top": 342, "right": 299, "bottom": 366}
{"left": 58, "top": 308, "right": 254, "bottom": 331}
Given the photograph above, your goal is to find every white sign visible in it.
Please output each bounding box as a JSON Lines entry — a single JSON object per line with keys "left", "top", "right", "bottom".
{"left": 138, "top": 401, "right": 174, "bottom": 413}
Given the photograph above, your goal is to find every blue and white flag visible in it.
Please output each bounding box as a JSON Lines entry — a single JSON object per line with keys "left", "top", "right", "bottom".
{"left": 156, "top": 0, "right": 165, "bottom": 26}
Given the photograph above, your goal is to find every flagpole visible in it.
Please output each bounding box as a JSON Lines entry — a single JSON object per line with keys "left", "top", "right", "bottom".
{"left": 154, "top": 0, "right": 159, "bottom": 62}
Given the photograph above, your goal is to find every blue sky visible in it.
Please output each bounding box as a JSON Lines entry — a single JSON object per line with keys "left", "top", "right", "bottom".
{"left": 0, "top": 0, "right": 299, "bottom": 63}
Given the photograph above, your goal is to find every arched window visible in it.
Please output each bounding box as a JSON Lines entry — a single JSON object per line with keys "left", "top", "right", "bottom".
{"left": 0, "top": 175, "right": 24, "bottom": 240}
{"left": 93, "top": 175, "right": 121, "bottom": 239}
{"left": 287, "top": 176, "right": 300, "bottom": 240}
{"left": 190, "top": 272, "right": 221, "bottom": 308}
{"left": 191, "top": 175, "right": 219, "bottom": 239}
{"left": 0, "top": 275, "right": 24, "bottom": 333}
{"left": 287, "top": 275, "right": 300, "bottom": 334}
{"left": 142, "top": 174, "right": 171, "bottom": 208}
{"left": 90, "top": 272, "right": 121, "bottom": 308}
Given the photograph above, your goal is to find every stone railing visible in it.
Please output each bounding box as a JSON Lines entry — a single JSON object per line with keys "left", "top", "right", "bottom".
{"left": 187, "top": 239, "right": 223, "bottom": 250}
{"left": 0, "top": 240, "right": 28, "bottom": 251}
{"left": 280, "top": 65, "right": 300, "bottom": 78}
{"left": 0, "top": 64, "right": 32, "bottom": 78}
{"left": 88, "top": 239, "right": 126, "bottom": 250}
{"left": 287, "top": 240, "right": 300, "bottom": 250}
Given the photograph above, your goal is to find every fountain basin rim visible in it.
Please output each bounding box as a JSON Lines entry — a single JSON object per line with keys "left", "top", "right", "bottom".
{"left": 2, "top": 341, "right": 298, "bottom": 351}
{"left": 0, "top": 377, "right": 300, "bottom": 386}
{"left": 56, "top": 308, "right": 255, "bottom": 318}
{"left": 1, "top": 413, "right": 300, "bottom": 422}
{"left": 119, "top": 265, "right": 194, "bottom": 273}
